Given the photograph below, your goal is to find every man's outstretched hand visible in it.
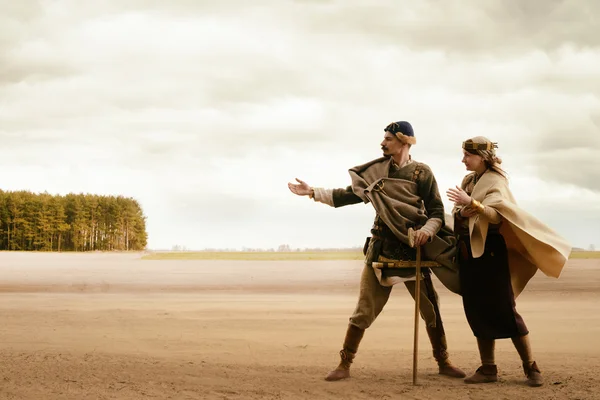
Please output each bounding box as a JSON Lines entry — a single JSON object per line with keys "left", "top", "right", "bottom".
{"left": 288, "top": 178, "right": 312, "bottom": 196}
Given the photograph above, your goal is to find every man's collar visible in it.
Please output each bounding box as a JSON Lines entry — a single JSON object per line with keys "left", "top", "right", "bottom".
{"left": 391, "top": 155, "right": 413, "bottom": 170}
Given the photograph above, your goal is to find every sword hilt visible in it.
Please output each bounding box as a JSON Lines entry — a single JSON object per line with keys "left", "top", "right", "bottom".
{"left": 408, "top": 227, "right": 416, "bottom": 248}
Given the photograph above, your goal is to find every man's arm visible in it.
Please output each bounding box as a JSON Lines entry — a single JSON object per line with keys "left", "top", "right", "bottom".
{"left": 416, "top": 165, "right": 445, "bottom": 241}
{"left": 313, "top": 186, "right": 363, "bottom": 208}
{"left": 288, "top": 179, "right": 362, "bottom": 208}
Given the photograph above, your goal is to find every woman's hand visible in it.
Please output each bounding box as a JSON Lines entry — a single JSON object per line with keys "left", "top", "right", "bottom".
{"left": 446, "top": 186, "right": 472, "bottom": 206}
{"left": 460, "top": 206, "right": 478, "bottom": 218}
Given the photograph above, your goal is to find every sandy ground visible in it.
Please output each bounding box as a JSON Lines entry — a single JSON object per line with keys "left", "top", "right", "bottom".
{"left": 0, "top": 252, "right": 599, "bottom": 400}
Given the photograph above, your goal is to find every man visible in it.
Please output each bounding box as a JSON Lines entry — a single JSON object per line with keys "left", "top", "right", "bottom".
{"left": 288, "top": 121, "right": 465, "bottom": 381}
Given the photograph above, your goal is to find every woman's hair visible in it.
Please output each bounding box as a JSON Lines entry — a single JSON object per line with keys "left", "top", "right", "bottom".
{"left": 463, "top": 136, "right": 507, "bottom": 178}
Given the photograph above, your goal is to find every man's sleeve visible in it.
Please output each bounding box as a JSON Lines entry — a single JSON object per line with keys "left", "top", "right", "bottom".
{"left": 418, "top": 166, "right": 445, "bottom": 221}
{"left": 313, "top": 186, "right": 363, "bottom": 208}
{"left": 417, "top": 166, "right": 445, "bottom": 237}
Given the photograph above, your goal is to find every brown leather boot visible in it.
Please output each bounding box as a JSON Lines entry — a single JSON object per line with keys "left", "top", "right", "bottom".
{"left": 511, "top": 335, "right": 543, "bottom": 387}
{"left": 523, "top": 361, "right": 543, "bottom": 387}
{"left": 325, "top": 324, "right": 364, "bottom": 381}
{"left": 464, "top": 364, "right": 498, "bottom": 384}
{"left": 325, "top": 349, "right": 355, "bottom": 381}
{"left": 421, "top": 271, "right": 466, "bottom": 378}
{"left": 426, "top": 325, "right": 466, "bottom": 378}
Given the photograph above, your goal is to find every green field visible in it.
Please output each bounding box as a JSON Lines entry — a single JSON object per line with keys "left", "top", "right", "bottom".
{"left": 141, "top": 250, "right": 600, "bottom": 261}
{"left": 141, "top": 251, "right": 364, "bottom": 261}
{"left": 568, "top": 251, "right": 600, "bottom": 259}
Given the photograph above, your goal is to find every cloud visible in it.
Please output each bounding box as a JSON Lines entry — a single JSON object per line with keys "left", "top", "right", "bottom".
{"left": 530, "top": 104, "right": 600, "bottom": 191}
{"left": 0, "top": 2, "right": 79, "bottom": 84}
{"left": 534, "top": 148, "right": 600, "bottom": 192}
{"left": 0, "top": 0, "right": 598, "bottom": 249}
{"left": 299, "top": 0, "right": 600, "bottom": 54}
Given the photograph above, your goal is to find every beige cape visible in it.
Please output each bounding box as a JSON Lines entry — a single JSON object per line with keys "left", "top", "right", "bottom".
{"left": 468, "top": 171, "right": 572, "bottom": 297}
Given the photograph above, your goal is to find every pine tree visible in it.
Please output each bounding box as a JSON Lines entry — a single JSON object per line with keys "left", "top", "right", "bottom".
{"left": 0, "top": 190, "right": 148, "bottom": 251}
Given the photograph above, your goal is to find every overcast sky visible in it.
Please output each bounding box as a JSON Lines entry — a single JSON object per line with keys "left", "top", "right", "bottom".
{"left": 1, "top": 0, "right": 599, "bottom": 250}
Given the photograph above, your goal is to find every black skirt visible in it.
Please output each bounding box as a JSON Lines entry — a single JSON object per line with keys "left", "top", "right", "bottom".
{"left": 458, "top": 233, "right": 529, "bottom": 339}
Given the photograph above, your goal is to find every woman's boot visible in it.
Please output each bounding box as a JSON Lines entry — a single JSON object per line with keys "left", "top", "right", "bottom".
{"left": 512, "top": 334, "right": 543, "bottom": 387}
{"left": 464, "top": 338, "right": 498, "bottom": 384}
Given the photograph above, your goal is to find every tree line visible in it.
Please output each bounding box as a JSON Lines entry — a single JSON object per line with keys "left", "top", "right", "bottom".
{"left": 0, "top": 190, "right": 148, "bottom": 252}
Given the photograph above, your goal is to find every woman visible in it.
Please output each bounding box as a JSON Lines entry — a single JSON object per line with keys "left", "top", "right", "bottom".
{"left": 446, "top": 136, "right": 571, "bottom": 387}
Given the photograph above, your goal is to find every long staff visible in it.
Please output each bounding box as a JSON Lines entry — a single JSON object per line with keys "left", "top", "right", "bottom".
{"left": 408, "top": 228, "right": 421, "bottom": 386}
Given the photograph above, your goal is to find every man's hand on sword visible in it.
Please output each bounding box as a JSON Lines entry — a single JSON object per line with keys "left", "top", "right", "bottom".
{"left": 408, "top": 227, "right": 429, "bottom": 248}
{"left": 413, "top": 230, "right": 430, "bottom": 247}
